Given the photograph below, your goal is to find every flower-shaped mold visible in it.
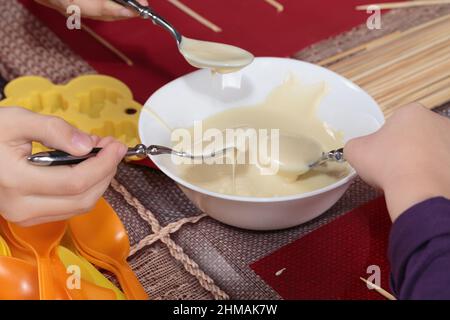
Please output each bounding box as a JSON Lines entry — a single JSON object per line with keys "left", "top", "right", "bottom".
{"left": 0, "top": 75, "right": 143, "bottom": 153}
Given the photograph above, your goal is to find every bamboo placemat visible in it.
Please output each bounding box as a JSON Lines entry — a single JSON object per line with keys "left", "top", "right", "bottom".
{"left": 321, "top": 15, "right": 450, "bottom": 117}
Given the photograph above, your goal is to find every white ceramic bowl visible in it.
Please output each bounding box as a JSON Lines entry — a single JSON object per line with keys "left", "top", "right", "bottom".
{"left": 139, "top": 57, "right": 384, "bottom": 230}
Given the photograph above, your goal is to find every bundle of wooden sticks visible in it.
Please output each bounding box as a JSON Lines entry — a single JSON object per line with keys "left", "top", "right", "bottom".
{"left": 319, "top": 14, "right": 450, "bottom": 118}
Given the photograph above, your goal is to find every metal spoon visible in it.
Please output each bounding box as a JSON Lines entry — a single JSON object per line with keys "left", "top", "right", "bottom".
{"left": 111, "top": 0, "right": 254, "bottom": 73}
{"left": 27, "top": 137, "right": 344, "bottom": 171}
{"left": 27, "top": 144, "right": 233, "bottom": 166}
{"left": 267, "top": 134, "right": 345, "bottom": 176}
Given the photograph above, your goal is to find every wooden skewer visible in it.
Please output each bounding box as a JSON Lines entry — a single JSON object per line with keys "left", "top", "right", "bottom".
{"left": 362, "top": 44, "right": 450, "bottom": 93}
{"left": 385, "top": 86, "right": 450, "bottom": 117}
{"left": 320, "top": 14, "right": 450, "bottom": 67}
{"left": 417, "top": 86, "right": 450, "bottom": 109}
{"left": 350, "top": 36, "right": 450, "bottom": 82}
{"left": 382, "top": 76, "right": 450, "bottom": 113}
{"left": 82, "top": 24, "right": 133, "bottom": 66}
{"left": 376, "top": 68, "right": 450, "bottom": 106}
{"left": 263, "top": 0, "right": 285, "bottom": 12}
{"left": 318, "top": 31, "right": 401, "bottom": 66}
{"left": 377, "top": 63, "right": 450, "bottom": 115}
{"left": 360, "top": 277, "right": 397, "bottom": 300}
{"left": 356, "top": 0, "right": 450, "bottom": 11}
{"left": 313, "top": 15, "right": 450, "bottom": 114}
{"left": 328, "top": 15, "right": 450, "bottom": 74}
{"left": 335, "top": 33, "right": 449, "bottom": 81}
{"left": 318, "top": 15, "right": 450, "bottom": 115}
{"left": 167, "top": 0, "right": 222, "bottom": 32}
{"left": 332, "top": 20, "right": 450, "bottom": 75}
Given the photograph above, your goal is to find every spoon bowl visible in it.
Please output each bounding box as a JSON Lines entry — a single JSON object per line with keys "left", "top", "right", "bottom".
{"left": 112, "top": 0, "right": 253, "bottom": 73}
{"left": 8, "top": 221, "right": 68, "bottom": 300}
{"left": 0, "top": 255, "right": 116, "bottom": 300}
{"left": 0, "top": 256, "right": 40, "bottom": 300}
{"left": 268, "top": 134, "right": 346, "bottom": 177}
{"left": 266, "top": 134, "right": 324, "bottom": 177}
{"left": 179, "top": 37, "right": 254, "bottom": 73}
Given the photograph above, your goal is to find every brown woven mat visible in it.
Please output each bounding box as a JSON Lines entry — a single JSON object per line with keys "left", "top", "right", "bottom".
{"left": 0, "top": 1, "right": 449, "bottom": 300}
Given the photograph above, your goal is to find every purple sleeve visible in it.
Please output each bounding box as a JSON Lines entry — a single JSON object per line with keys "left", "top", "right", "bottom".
{"left": 389, "top": 197, "right": 450, "bottom": 300}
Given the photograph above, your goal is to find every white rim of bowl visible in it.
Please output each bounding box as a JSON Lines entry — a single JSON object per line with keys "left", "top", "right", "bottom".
{"left": 140, "top": 57, "right": 381, "bottom": 203}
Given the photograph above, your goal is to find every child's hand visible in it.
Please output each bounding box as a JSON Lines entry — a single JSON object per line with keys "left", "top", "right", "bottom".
{"left": 0, "top": 107, "right": 128, "bottom": 226}
{"left": 35, "top": 0, "right": 149, "bottom": 20}
{"left": 345, "top": 103, "right": 450, "bottom": 222}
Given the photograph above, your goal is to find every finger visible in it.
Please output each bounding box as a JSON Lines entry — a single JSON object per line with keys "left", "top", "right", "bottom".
{"left": 72, "top": 0, "right": 148, "bottom": 19}
{"left": 36, "top": 0, "right": 149, "bottom": 20}
{"left": 18, "top": 140, "right": 127, "bottom": 196}
{"left": 34, "top": 0, "right": 62, "bottom": 12}
{"left": 96, "top": 136, "right": 117, "bottom": 148}
{"left": 344, "top": 133, "right": 382, "bottom": 188}
{"left": 344, "top": 136, "right": 367, "bottom": 168}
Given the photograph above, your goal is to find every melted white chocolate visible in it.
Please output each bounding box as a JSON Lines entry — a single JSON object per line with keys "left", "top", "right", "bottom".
{"left": 271, "top": 133, "right": 324, "bottom": 177}
{"left": 179, "top": 37, "right": 254, "bottom": 74}
{"left": 175, "top": 76, "right": 350, "bottom": 197}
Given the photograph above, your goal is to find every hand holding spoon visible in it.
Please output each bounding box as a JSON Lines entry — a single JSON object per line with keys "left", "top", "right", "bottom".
{"left": 111, "top": 0, "right": 254, "bottom": 73}
{"left": 270, "top": 134, "right": 345, "bottom": 176}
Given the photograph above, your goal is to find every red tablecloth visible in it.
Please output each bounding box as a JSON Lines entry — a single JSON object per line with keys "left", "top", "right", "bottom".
{"left": 19, "top": 0, "right": 396, "bottom": 104}
{"left": 251, "top": 196, "right": 392, "bottom": 300}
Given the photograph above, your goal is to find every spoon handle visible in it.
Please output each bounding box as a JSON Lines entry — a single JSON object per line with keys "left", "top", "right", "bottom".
{"left": 111, "top": 0, "right": 182, "bottom": 43}
{"left": 111, "top": 0, "right": 150, "bottom": 17}
{"left": 27, "top": 144, "right": 227, "bottom": 166}
{"left": 310, "top": 148, "right": 345, "bottom": 168}
{"left": 27, "top": 145, "right": 148, "bottom": 167}
{"left": 37, "top": 257, "right": 60, "bottom": 300}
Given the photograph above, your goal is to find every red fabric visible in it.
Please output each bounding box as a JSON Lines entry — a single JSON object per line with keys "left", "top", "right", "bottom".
{"left": 18, "top": 0, "right": 397, "bottom": 104}
{"left": 250, "top": 196, "right": 392, "bottom": 300}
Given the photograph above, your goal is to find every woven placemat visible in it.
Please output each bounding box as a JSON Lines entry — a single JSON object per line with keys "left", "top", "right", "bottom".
{"left": 0, "top": 1, "right": 449, "bottom": 300}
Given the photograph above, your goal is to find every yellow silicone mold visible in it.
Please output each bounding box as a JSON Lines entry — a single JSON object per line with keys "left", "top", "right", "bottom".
{"left": 0, "top": 75, "right": 142, "bottom": 153}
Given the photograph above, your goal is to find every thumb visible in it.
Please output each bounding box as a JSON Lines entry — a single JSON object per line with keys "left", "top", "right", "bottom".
{"left": 344, "top": 133, "right": 381, "bottom": 189}
{"left": 16, "top": 110, "right": 94, "bottom": 156}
